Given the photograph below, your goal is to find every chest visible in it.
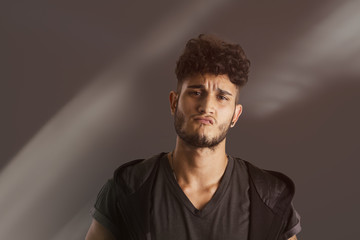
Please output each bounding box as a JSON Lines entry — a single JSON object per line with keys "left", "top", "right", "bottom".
{"left": 150, "top": 167, "right": 250, "bottom": 240}
{"left": 180, "top": 184, "right": 218, "bottom": 210}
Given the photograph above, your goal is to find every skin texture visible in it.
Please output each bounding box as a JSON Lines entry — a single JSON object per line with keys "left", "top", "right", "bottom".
{"left": 168, "top": 73, "right": 242, "bottom": 209}
{"left": 173, "top": 74, "right": 241, "bottom": 149}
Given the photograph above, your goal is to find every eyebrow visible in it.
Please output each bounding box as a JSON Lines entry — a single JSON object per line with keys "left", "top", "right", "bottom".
{"left": 187, "top": 84, "right": 233, "bottom": 96}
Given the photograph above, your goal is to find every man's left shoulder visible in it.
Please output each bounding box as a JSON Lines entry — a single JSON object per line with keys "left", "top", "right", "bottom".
{"left": 234, "top": 157, "right": 295, "bottom": 210}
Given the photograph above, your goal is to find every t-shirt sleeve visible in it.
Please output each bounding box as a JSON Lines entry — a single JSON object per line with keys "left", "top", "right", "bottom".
{"left": 281, "top": 202, "right": 301, "bottom": 239}
{"left": 91, "top": 179, "right": 124, "bottom": 238}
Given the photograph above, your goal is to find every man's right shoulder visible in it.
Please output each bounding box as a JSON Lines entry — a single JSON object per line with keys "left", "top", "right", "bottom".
{"left": 112, "top": 152, "right": 166, "bottom": 194}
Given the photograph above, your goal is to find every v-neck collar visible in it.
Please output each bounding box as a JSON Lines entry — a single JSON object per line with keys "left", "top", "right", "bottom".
{"left": 162, "top": 153, "right": 234, "bottom": 217}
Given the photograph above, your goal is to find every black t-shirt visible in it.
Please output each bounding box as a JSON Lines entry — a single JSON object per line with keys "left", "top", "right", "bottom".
{"left": 150, "top": 155, "right": 250, "bottom": 240}
{"left": 92, "top": 155, "right": 301, "bottom": 239}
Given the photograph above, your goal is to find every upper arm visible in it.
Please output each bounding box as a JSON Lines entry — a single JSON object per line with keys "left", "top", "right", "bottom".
{"left": 288, "top": 235, "right": 297, "bottom": 240}
{"left": 85, "top": 219, "right": 116, "bottom": 240}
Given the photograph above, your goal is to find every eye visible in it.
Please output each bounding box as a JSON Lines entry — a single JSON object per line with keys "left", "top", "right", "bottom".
{"left": 218, "top": 95, "right": 229, "bottom": 101}
{"left": 190, "top": 91, "right": 201, "bottom": 96}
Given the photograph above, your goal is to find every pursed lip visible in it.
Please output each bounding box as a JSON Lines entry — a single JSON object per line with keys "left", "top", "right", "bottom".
{"left": 193, "top": 116, "right": 215, "bottom": 125}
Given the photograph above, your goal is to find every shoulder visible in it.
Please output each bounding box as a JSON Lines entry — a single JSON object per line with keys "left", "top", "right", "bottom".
{"left": 233, "top": 157, "right": 295, "bottom": 210}
{"left": 112, "top": 152, "right": 166, "bottom": 194}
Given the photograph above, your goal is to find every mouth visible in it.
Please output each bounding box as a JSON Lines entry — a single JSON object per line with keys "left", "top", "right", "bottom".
{"left": 193, "top": 116, "right": 214, "bottom": 125}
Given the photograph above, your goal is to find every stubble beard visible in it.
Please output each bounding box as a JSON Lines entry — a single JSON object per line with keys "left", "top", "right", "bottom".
{"left": 174, "top": 107, "right": 233, "bottom": 149}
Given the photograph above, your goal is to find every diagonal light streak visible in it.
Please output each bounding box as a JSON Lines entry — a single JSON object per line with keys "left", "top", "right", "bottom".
{"left": 0, "top": 1, "right": 231, "bottom": 239}
{"left": 244, "top": 0, "right": 360, "bottom": 117}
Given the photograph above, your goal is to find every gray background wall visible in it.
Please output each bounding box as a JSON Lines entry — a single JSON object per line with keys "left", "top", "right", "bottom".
{"left": 1, "top": 0, "right": 359, "bottom": 239}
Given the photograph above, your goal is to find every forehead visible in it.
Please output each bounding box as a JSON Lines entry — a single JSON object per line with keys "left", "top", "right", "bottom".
{"left": 180, "top": 73, "right": 237, "bottom": 92}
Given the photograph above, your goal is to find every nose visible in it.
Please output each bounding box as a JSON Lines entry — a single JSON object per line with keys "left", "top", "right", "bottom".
{"left": 198, "top": 94, "right": 215, "bottom": 114}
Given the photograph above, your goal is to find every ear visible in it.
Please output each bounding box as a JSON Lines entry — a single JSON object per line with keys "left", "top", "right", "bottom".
{"left": 169, "top": 91, "right": 178, "bottom": 115}
{"left": 230, "top": 104, "right": 243, "bottom": 128}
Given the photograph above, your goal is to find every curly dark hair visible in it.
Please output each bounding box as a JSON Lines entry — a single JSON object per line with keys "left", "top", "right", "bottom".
{"left": 175, "top": 34, "right": 250, "bottom": 90}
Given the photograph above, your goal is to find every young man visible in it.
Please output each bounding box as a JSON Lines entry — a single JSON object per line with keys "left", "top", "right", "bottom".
{"left": 86, "top": 34, "right": 301, "bottom": 240}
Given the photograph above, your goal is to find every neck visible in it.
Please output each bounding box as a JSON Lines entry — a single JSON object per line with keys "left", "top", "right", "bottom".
{"left": 169, "top": 137, "right": 228, "bottom": 186}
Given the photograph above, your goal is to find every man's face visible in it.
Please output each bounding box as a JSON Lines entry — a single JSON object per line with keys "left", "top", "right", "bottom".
{"left": 170, "top": 73, "right": 242, "bottom": 149}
